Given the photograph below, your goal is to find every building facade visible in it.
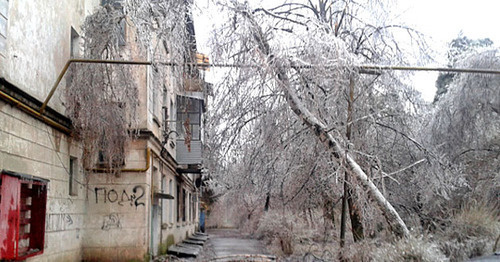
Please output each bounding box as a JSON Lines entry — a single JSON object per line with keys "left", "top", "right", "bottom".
{"left": 0, "top": 0, "right": 205, "bottom": 261}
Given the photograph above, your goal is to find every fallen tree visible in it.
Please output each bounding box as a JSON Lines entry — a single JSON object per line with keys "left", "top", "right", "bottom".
{"left": 241, "top": 9, "right": 410, "bottom": 238}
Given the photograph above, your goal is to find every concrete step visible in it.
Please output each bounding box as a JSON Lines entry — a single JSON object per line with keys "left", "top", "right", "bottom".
{"left": 194, "top": 232, "right": 209, "bottom": 238}
{"left": 191, "top": 234, "right": 209, "bottom": 241}
{"left": 177, "top": 243, "right": 203, "bottom": 252}
{"left": 167, "top": 243, "right": 201, "bottom": 258}
{"left": 184, "top": 238, "right": 205, "bottom": 246}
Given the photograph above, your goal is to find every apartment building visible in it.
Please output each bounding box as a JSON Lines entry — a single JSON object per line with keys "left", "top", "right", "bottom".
{"left": 0, "top": 0, "right": 206, "bottom": 261}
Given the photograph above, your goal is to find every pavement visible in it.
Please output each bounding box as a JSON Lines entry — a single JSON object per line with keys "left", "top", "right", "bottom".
{"left": 157, "top": 228, "right": 275, "bottom": 261}
{"left": 207, "top": 228, "right": 275, "bottom": 261}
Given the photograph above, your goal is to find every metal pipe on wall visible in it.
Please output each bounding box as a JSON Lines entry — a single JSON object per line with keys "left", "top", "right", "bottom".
{"left": 0, "top": 89, "right": 71, "bottom": 134}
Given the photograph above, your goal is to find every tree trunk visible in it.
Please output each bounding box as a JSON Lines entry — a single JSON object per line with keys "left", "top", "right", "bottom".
{"left": 340, "top": 172, "right": 348, "bottom": 247}
{"left": 348, "top": 190, "right": 364, "bottom": 241}
{"left": 345, "top": 76, "right": 365, "bottom": 242}
{"left": 264, "top": 191, "right": 270, "bottom": 212}
{"left": 244, "top": 11, "right": 410, "bottom": 238}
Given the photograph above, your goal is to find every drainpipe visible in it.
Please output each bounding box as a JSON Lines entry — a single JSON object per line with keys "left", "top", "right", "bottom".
{"left": 150, "top": 156, "right": 155, "bottom": 260}
{"left": 159, "top": 169, "right": 164, "bottom": 254}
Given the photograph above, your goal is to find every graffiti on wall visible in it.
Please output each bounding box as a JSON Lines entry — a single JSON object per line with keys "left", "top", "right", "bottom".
{"left": 94, "top": 185, "right": 145, "bottom": 208}
{"left": 46, "top": 213, "right": 73, "bottom": 232}
{"left": 48, "top": 198, "right": 74, "bottom": 213}
{"left": 102, "top": 213, "right": 121, "bottom": 231}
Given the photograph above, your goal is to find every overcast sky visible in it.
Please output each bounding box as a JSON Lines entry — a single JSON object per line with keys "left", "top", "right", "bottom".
{"left": 194, "top": 0, "right": 500, "bottom": 102}
{"left": 397, "top": 0, "right": 500, "bottom": 101}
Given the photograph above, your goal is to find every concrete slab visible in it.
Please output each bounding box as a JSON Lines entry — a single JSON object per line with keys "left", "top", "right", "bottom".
{"left": 167, "top": 244, "right": 200, "bottom": 258}
{"left": 190, "top": 234, "right": 208, "bottom": 241}
{"left": 177, "top": 243, "right": 203, "bottom": 251}
{"left": 184, "top": 238, "right": 205, "bottom": 246}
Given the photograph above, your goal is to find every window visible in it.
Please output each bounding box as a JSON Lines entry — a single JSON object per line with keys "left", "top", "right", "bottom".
{"left": 182, "top": 189, "right": 186, "bottom": 222}
{"left": 97, "top": 149, "right": 125, "bottom": 168}
{"left": 176, "top": 96, "right": 202, "bottom": 141}
{"left": 177, "top": 186, "right": 186, "bottom": 223}
{"left": 188, "top": 192, "right": 191, "bottom": 222}
{"left": 70, "top": 27, "right": 81, "bottom": 58}
{"left": 192, "top": 194, "right": 197, "bottom": 222}
{"left": 161, "top": 176, "right": 166, "bottom": 224}
{"left": 97, "top": 129, "right": 126, "bottom": 168}
{"left": 0, "top": 170, "right": 48, "bottom": 260}
{"left": 152, "top": 84, "right": 158, "bottom": 123}
{"left": 169, "top": 179, "right": 173, "bottom": 223}
{"left": 176, "top": 185, "right": 181, "bottom": 222}
{"left": 69, "top": 157, "right": 78, "bottom": 196}
{"left": 182, "top": 188, "right": 189, "bottom": 222}
{"left": 170, "top": 100, "right": 176, "bottom": 132}
{"left": 0, "top": 0, "right": 8, "bottom": 55}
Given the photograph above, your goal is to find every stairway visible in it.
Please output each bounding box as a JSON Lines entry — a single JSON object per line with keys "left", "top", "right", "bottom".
{"left": 166, "top": 232, "right": 209, "bottom": 258}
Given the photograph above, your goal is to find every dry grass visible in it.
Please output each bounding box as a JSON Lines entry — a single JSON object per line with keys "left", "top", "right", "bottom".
{"left": 448, "top": 202, "right": 499, "bottom": 240}
{"left": 338, "top": 234, "right": 446, "bottom": 262}
{"left": 439, "top": 201, "right": 500, "bottom": 261}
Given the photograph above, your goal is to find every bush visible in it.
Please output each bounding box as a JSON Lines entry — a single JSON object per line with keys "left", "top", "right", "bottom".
{"left": 256, "top": 211, "right": 297, "bottom": 256}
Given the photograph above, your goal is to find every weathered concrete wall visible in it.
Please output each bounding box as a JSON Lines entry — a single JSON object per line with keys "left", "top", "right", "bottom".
{"left": 157, "top": 175, "right": 198, "bottom": 255}
{"left": 0, "top": 0, "right": 99, "bottom": 114}
{"left": 82, "top": 140, "right": 150, "bottom": 261}
{"left": 0, "top": 1, "right": 201, "bottom": 260}
{"left": 144, "top": 45, "right": 178, "bottom": 160}
{"left": 0, "top": 100, "right": 86, "bottom": 261}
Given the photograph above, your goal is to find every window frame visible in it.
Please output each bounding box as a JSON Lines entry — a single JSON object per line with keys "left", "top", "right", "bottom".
{"left": 69, "top": 157, "right": 78, "bottom": 196}
{"left": 0, "top": 170, "right": 48, "bottom": 261}
{"left": 176, "top": 96, "right": 202, "bottom": 141}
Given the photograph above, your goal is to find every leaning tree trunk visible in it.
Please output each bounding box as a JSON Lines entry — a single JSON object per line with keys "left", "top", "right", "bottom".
{"left": 244, "top": 11, "right": 410, "bottom": 238}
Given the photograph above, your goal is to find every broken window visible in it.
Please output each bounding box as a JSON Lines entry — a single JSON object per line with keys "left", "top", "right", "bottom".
{"left": 0, "top": 170, "right": 48, "bottom": 260}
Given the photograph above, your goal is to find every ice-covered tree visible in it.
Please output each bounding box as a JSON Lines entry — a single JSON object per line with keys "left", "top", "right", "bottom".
{"left": 205, "top": 0, "right": 431, "bottom": 245}
{"left": 65, "top": 0, "right": 192, "bottom": 170}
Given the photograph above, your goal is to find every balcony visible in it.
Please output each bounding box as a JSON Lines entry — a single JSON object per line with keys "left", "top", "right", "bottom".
{"left": 176, "top": 95, "right": 204, "bottom": 169}
{"left": 183, "top": 77, "right": 204, "bottom": 92}
{"left": 176, "top": 140, "right": 203, "bottom": 166}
